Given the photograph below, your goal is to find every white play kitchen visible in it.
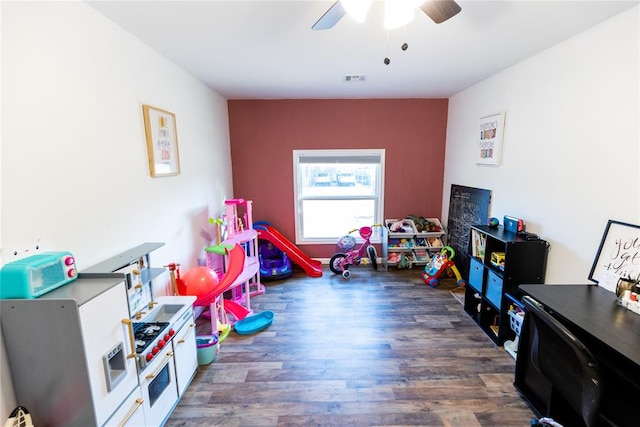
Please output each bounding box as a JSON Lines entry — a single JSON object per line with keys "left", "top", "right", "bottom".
{"left": 0, "top": 243, "right": 197, "bottom": 426}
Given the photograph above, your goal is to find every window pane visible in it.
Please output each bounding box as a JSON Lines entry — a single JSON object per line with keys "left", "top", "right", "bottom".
{"left": 293, "top": 149, "right": 384, "bottom": 244}
{"left": 299, "top": 163, "right": 378, "bottom": 197}
{"left": 301, "top": 199, "right": 375, "bottom": 240}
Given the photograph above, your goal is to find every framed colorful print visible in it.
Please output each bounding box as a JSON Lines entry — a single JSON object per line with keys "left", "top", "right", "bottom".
{"left": 477, "top": 112, "right": 505, "bottom": 166}
{"left": 142, "top": 104, "right": 181, "bottom": 177}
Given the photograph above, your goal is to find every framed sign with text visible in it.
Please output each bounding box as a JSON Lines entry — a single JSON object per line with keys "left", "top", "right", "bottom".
{"left": 589, "top": 219, "right": 640, "bottom": 292}
{"left": 142, "top": 104, "right": 181, "bottom": 177}
{"left": 477, "top": 112, "right": 505, "bottom": 166}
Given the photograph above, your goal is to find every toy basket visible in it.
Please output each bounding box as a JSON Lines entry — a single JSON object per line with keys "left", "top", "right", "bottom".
{"left": 504, "top": 308, "right": 525, "bottom": 360}
{"left": 196, "top": 334, "right": 219, "bottom": 365}
{"left": 508, "top": 309, "right": 525, "bottom": 336}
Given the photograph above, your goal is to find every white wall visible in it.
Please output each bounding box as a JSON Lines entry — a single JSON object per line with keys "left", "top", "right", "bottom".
{"left": 443, "top": 7, "right": 639, "bottom": 284}
{"left": 1, "top": 1, "right": 233, "bottom": 416}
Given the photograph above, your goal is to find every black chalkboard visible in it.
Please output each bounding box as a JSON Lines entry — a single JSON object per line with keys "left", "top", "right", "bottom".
{"left": 447, "top": 185, "right": 491, "bottom": 278}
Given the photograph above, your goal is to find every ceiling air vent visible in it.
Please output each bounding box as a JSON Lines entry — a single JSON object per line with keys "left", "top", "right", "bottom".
{"left": 344, "top": 74, "right": 366, "bottom": 83}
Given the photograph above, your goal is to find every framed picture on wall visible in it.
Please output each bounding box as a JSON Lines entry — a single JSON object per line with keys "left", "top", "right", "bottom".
{"left": 142, "top": 104, "right": 181, "bottom": 177}
{"left": 477, "top": 112, "right": 505, "bottom": 166}
{"left": 589, "top": 219, "right": 640, "bottom": 292}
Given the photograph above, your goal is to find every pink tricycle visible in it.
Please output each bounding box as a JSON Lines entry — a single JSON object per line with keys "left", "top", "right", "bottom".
{"left": 330, "top": 224, "right": 381, "bottom": 279}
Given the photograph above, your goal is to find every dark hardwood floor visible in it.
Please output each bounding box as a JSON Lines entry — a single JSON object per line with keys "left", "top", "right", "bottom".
{"left": 166, "top": 267, "right": 534, "bottom": 426}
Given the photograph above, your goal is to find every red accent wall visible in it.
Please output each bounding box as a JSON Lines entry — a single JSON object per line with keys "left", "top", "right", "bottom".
{"left": 228, "top": 99, "right": 448, "bottom": 258}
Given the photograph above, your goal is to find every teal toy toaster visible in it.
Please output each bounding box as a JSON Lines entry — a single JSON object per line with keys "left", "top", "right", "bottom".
{"left": 0, "top": 252, "right": 77, "bottom": 299}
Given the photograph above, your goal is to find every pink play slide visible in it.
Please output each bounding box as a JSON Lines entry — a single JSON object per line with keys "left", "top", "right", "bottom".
{"left": 192, "top": 243, "right": 246, "bottom": 307}
{"left": 223, "top": 299, "right": 250, "bottom": 322}
{"left": 257, "top": 225, "right": 323, "bottom": 277}
{"left": 189, "top": 243, "right": 252, "bottom": 323}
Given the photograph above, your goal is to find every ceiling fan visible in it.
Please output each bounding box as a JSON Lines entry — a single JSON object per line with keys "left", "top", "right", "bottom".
{"left": 312, "top": 0, "right": 462, "bottom": 30}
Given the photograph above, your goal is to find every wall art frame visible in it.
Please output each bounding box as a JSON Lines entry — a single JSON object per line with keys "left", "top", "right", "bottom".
{"left": 477, "top": 112, "right": 505, "bottom": 166}
{"left": 589, "top": 219, "right": 640, "bottom": 292}
{"left": 142, "top": 104, "right": 181, "bottom": 177}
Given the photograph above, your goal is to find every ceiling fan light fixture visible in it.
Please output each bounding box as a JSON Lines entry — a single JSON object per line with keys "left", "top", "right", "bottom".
{"left": 341, "top": 0, "right": 373, "bottom": 23}
{"left": 383, "top": 0, "right": 417, "bottom": 30}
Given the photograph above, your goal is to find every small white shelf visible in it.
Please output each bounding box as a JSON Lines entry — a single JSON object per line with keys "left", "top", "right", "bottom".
{"left": 382, "top": 218, "right": 447, "bottom": 270}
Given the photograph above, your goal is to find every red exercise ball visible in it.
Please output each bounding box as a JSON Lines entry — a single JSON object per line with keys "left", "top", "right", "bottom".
{"left": 180, "top": 266, "right": 219, "bottom": 300}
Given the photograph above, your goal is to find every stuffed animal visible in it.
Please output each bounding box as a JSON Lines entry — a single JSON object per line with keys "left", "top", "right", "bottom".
{"left": 389, "top": 220, "right": 406, "bottom": 232}
{"left": 387, "top": 252, "right": 401, "bottom": 263}
{"left": 398, "top": 253, "right": 412, "bottom": 269}
{"left": 406, "top": 215, "right": 442, "bottom": 233}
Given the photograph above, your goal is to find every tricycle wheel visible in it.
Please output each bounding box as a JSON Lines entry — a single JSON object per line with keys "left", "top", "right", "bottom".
{"left": 330, "top": 253, "right": 347, "bottom": 275}
{"left": 367, "top": 245, "right": 378, "bottom": 271}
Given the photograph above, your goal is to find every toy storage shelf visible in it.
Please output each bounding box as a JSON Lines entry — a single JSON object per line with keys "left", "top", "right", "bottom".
{"left": 382, "top": 218, "right": 446, "bottom": 270}
{"left": 464, "top": 225, "right": 548, "bottom": 347}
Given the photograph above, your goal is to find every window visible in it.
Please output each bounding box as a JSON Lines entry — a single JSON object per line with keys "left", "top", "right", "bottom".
{"left": 293, "top": 149, "right": 385, "bottom": 243}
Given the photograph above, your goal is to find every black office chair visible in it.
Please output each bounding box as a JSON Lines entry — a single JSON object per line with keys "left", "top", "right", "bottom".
{"left": 517, "top": 295, "right": 601, "bottom": 427}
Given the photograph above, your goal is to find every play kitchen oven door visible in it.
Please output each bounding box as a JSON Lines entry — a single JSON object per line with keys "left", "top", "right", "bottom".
{"left": 138, "top": 340, "right": 178, "bottom": 426}
{"left": 128, "top": 318, "right": 181, "bottom": 426}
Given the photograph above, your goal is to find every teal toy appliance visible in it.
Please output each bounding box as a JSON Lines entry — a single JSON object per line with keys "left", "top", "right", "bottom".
{"left": 0, "top": 252, "right": 77, "bottom": 299}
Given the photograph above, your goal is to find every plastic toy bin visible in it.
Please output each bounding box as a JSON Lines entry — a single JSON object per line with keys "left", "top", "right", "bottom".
{"left": 468, "top": 258, "right": 484, "bottom": 293}
{"left": 196, "top": 335, "right": 219, "bottom": 365}
{"left": 508, "top": 309, "right": 525, "bottom": 335}
{"left": 485, "top": 269, "right": 503, "bottom": 308}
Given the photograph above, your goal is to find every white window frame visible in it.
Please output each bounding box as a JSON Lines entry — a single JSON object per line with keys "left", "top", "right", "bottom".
{"left": 293, "top": 149, "right": 385, "bottom": 244}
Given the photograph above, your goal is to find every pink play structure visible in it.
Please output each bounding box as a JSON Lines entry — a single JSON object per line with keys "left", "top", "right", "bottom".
{"left": 178, "top": 199, "right": 293, "bottom": 340}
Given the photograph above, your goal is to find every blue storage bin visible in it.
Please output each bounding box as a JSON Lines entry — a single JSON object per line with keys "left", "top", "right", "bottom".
{"left": 468, "top": 258, "right": 484, "bottom": 292}
{"left": 486, "top": 269, "right": 503, "bottom": 308}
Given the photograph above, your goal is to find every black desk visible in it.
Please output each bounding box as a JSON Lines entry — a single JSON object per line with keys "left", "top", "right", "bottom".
{"left": 517, "top": 284, "right": 640, "bottom": 427}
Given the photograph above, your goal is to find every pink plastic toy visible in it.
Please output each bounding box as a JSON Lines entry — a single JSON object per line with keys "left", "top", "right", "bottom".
{"left": 329, "top": 224, "right": 381, "bottom": 279}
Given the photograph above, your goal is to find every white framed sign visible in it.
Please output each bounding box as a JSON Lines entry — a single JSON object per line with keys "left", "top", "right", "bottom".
{"left": 477, "top": 112, "right": 505, "bottom": 166}
{"left": 589, "top": 220, "right": 640, "bottom": 292}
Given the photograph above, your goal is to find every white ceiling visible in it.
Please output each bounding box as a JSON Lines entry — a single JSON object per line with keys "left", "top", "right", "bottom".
{"left": 86, "top": 0, "right": 638, "bottom": 99}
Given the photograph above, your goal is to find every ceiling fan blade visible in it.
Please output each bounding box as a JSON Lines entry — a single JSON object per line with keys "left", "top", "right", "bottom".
{"left": 312, "top": 1, "right": 346, "bottom": 30}
{"left": 420, "top": 0, "right": 462, "bottom": 24}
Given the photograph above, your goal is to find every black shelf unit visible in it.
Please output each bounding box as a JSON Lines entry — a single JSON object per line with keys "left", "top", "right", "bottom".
{"left": 464, "top": 225, "right": 548, "bottom": 346}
